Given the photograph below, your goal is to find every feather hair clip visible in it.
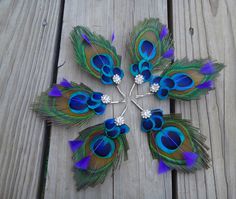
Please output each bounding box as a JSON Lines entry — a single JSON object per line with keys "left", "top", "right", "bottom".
{"left": 128, "top": 18, "right": 174, "bottom": 96}
{"left": 71, "top": 26, "right": 126, "bottom": 98}
{"left": 69, "top": 105, "right": 129, "bottom": 190}
{"left": 136, "top": 59, "right": 225, "bottom": 100}
{"left": 131, "top": 99, "right": 210, "bottom": 173}
{"left": 32, "top": 79, "right": 124, "bottom": 126}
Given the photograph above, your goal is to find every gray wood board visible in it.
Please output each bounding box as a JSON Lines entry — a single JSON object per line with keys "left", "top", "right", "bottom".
{"left": 0, "top": 0, "right": 62, "bottom": 198}
{"left": 173, "top": 0, "right": 236, "bottom": 198}
{"left": 44, "top": 0, "right": 172, "bottom": 198}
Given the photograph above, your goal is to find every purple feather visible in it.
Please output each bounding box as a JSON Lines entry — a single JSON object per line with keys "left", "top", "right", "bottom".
{"left": 68, "top": 140, "right": 84, "bottom": 152}
{"left": 59, "top": 78, "right": 72, "bottom": 88}
{"left": 183, "top": 152, "right": 198, "bottom": 168}
{"left": 200, "top": 61, "right": 215, "bottom": 75}
{"left": 48, "top": 86, "right": 62, "bottom": 97}
{"left": 158, "top": 159, "right": 171, "bottom": 174}
{"left": 82, "top": 33, "right": 91, "bottom": 45}
{"left": 196, "top": 80, "right": 214, "bottom": 89}
{"left": 159, "top": 25, "right": 168, "bottom": 41}
{"left": 162, "top": 48, "right": 174, "bottom": 59}
{"left": 75, "top": 156, "right": 91, "bottom": 170}
{"left": 111, "top": 32, "right": 115, "bottom": 42}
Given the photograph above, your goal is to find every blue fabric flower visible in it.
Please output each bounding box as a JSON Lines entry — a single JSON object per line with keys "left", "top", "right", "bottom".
{"left": 141, "top": 109, "right": 164, "bottom": 133}
{"left": 130, "top": 59, "right": 153, "bottom": 82}
{"left": 91, "top": 53, "right": 124, "bottom": 85}
{"left": 101, "top": 65, "right": 124, "bottom": 85}
{"left": 87, "top": 92, "right": 107, "bottom": 115}
{"left": 104, "top": 118, "right": 130, "bottom": 138}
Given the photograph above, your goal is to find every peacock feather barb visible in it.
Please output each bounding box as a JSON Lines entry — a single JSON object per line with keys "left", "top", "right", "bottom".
{"left": 139, "top": 109, "right": 210, "bottom": 173}
{"left": 32, "top": 79, "right": 122, "bottom": 126}
{"left": 69, "top": 118, "right": 129, "bottom": 190}
{"left": 70, "top": 26, "right": 124, "bottom": 85}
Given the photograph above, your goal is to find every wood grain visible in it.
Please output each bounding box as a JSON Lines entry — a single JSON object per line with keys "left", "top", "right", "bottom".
{"left": 173, "top": 0, "right": 236, "bottom": 198}
{"left": 44, "top": 0, "right": 171, "bottom": 198}
{"left": 0, "top": 0, "right": 62, "bottom": 198}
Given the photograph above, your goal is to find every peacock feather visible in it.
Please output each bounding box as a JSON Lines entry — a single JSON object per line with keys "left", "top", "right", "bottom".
{"left": 69, "top": 118, "right": 129, "bottom": 190}
{"left": 149, "top": 58, "right": 225, "bottom": 100}
{"left": 129, "top": 18, "right": 174, "bottom": 84}
{"left": 140, "top": 109, "right": 209, "bottom": 173}
{"left": 32, "top": 79, "right": 116, "bottom": 126}
{"left": 70, "top": 26, "right": 124, "bottom": 85}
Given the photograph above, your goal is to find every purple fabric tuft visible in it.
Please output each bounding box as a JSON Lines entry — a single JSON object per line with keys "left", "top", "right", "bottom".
{"left": 75, "top": 156, "right": 91, "bottom": 170}
{"left": 111, "top": 32, "right": 115, "bottom": 42}
{"left": 68, "top": 140, "right": 84, "bottom": 152}
{"left": 158, "top": 159, "right": 171, "bottom": 174}
{"left": 159, "top": 25, "right": 168, "bottom": 40}
{"left": 162, "top": 48, "right": 174, "bottom": 59}
{"left": 60, "top": 78, "right": 72, "bottom": 88}
{"left": 183, "top": 152, "right": 198, "bottom": 168}
{"left": 196, "top": 80, "right": 214, "bottom": 89}
{"left": 48, "top": 86, "right": 62, "bottom": 97}
{"left": 82, "top": 34, "right": 91, "bottom": 45}
{"left": 200, "top": 61, "right": 215, "bottom": 75}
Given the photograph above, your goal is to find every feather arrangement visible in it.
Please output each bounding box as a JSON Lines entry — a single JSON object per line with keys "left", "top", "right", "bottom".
{"left": 70, "top": 26, "right": 124, "bottom": 85}
{"left": 32, "top": 79, "right": 122, "bottom": 126}
{"left": 129, "top": 18, "right": 173, "bottom": 85}
{"left": 69, "top": 118, "right": 129, "bottom": 190}
{"left": 139, "top": 59, "right": 225, "bottom": 100}
{"left": 140, "top": 109, "right": 210, "bottom": 173}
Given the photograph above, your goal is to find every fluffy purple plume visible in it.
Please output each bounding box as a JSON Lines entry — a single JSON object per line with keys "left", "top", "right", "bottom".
{"left": 159, "top": 25, "right": 168, "bottom": 40}
{"left": 183, "top": 152, "right": 198, "bottom": 168}
{"left": 68, "top": 140, "right": 84, "bottom": 152}
{"left": 158, "top": 159, "right": 171, "bottom": 174}
{"left": 82, "top": 33, "right": 91, "bottom": 45}
{"left": 111, "top": 32, "right": 115, "bottom": 42}
{"left": 162, "top": 48, "right": 174, "bottom": 59}
{"left": 75, "top": 156, "right": 91, "bottom": 170}
{"left": 48, "top": 86, "right": 62, "bottom": 97}
{"left": 196, "top": 80, "right": 214, "bottom": 89}
{"left": 60, "top": 78, "right": 72, "bottom": 88}
{"left": 200, "top": 61, "right": 215, "bottom": 75}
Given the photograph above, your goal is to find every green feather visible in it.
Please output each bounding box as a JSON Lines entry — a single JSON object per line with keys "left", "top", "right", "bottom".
{"left": 148, "top": 114, "right": 210, "bottom": 172}
{"left": 72, "top": 124, "right": 129, "bottom": 190}
{"left": 32, "top": 82, "right": 95, "bottom": 126}
{"left": 129, "top": 18, "right": 173, "bottom": 71}
{"left": 70, "top": 26, "right": 121, "bottom": 79}
{"left": 160, "top": 58, "right": 225, "bottom": 100}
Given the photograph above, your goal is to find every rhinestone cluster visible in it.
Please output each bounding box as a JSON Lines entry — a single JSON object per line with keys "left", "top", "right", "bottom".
{"left": 135, "top": 74, "right": 144, "bottom": 85}
{"left": 115, "top": 116, "right": 125, "bottom": 126}
{"left": 141, "top": 109, "right": 151, "bottom": 119}
{"left": 101, "top": 95, "right": 111, "bottom": 104}
{"left": 112, "top": 74, "right": 121, "bottom": 85}
{"left": 150, "top": 83, "right": 160, "bottom": 93}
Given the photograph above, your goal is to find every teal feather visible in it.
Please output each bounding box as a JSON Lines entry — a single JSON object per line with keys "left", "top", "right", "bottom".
{"left": 70, "top": 26, "right": 122, "bottom": 84}
{"left": 71, "top": 123, "right": 129, "bottom": 190}
{"left": 32, "top": 81, "right": 106, "bottom": 127}
{"left": 129, "top": 18, "right": 174, "bottom": 72}
{"left": 147, "top": 113, "right": 210, "bottom": 172}
{"left": 151, "top": 58, "right": 225, "bottom": 100}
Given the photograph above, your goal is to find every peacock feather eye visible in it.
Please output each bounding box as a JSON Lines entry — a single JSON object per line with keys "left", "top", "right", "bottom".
{"left": 90, "top": 135, "right": 115, "bottom": 158}
{"left": 155, "top": 126, "right": 185, "bottom": 154}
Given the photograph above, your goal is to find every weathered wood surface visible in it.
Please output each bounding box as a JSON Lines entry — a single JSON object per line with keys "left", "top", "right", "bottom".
{"left": 44, "top": 0, "right": 171, "bottom": 199}
{"left": 1, "top": 0, "right": 236, "bottom": 198}
{"left": 173, "top": 0, "right": 236, "bottom": 198}
{"left": 0, "top": 0, "right": 61, "bottom": 198}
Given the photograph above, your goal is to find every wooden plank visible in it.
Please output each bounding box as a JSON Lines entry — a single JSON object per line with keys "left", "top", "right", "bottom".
{"left": 0, "top": 0, "right": 62, "bottom": 198}
{"left": 173, "top": 0, "right": 236, "bottom": 198}
{"left": 45, "top": 0, "right": 171, "bottom": 198}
